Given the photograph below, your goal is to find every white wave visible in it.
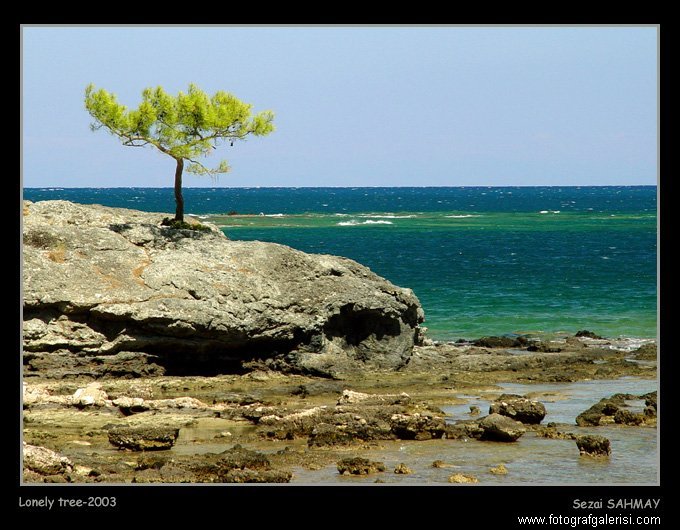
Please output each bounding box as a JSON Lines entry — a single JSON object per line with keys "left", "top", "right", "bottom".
{"left": 360, "top": 214, "right": 417, "bottom": 219}
{"left": 445, "top": 214, "right": 479, "bottom": 218}
{"left": 539, "top": 211, "right": 549, "bottom": 214}
{"left": 263, "top": 213, "right": 286, "bottom": 217}
{"left": 595, "top": 337, "right": 656, "bottom": 353}
{"left": 337, "top": 220, "right": 393, "bottom": 226}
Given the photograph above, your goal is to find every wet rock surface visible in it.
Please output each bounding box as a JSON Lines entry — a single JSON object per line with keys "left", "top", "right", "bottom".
{"left": 337, "top": 457, "right": 386, "bottom": 475}
{"left": 108, "top": 426, "right": 180, "bottom": 451}
{"left": 489, "top": 394, "right": 546, "bottom": 424}
{"left": 575, "top": 435, "right": 611, "bottom": 457}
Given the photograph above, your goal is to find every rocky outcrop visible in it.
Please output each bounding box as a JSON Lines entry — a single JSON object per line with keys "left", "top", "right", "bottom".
{"left": 131, "top": 444, "right": 292, "bottom": 483}
{"left": 489, "top": 393, "right": 546, "bottom": 424}
{"left": 23, "top": 200, "right": 424, "bottom": 378}
{"left": 576, "top": 392, "right": 656, "bottom": 427}
{"left": 252, "top": 389, "right": 446, "bottom": 444}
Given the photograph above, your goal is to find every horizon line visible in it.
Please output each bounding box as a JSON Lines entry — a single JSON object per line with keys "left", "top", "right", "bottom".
{"left": 22, "top": 184, "right": 658, "bottom": 190}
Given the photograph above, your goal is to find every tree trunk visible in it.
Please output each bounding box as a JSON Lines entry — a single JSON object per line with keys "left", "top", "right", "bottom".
{"left": 174, "top": 158, "right": 185, "bottom": 222}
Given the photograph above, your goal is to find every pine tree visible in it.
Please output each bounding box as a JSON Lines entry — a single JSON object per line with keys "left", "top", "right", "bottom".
{"left": 85, "top": 84, "right": 274, "bottom": 222}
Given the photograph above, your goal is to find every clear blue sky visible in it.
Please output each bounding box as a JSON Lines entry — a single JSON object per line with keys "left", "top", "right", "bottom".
{"left": 22, "top": 26, "right": 658, "bottom": 188}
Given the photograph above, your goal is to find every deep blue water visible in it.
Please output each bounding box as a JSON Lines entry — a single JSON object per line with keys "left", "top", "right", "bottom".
{"left": 23, "top": 186, "right": 657, "bottom": 341}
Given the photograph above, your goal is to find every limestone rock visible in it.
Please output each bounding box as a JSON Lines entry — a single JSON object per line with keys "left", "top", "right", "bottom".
{"left": 113, "top": 396, "right": 149, "bottom": 415}
{"left": 23, "top": 200, "right": 424, "bottom": 378}
{"left": 72, "top": 382, "right": 109, "bottom": 407}
{"left": 23, "top": 442, "right": 73, "bottom": 475}
{"left": 337, "top": 389, "right": 411, "bottom": 406}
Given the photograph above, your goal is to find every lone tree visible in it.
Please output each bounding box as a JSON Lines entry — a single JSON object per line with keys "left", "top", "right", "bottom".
{"left": 85, "top": 83, "right": 274, "bottom": 223}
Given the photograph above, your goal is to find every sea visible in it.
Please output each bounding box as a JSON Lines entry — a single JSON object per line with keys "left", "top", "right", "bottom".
{"left": 23, "top": 186, "right": 657, "bottom": 343}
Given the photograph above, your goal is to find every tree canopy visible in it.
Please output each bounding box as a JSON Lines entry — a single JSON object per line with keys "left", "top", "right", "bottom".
{"left": 85, "top": 84, "right": 274, "bottom": 221}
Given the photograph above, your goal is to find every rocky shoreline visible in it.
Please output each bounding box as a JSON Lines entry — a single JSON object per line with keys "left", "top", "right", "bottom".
{"left": 21, "top": 200, "right": 658, "bottom": 484}
{"left": 22, "top": 336, "right": 657, "bottom": 484}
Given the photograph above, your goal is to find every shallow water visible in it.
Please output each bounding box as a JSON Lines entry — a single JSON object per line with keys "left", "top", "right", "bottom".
{"left": 443, "top": 377, "right": 657, "bottom": 425}
{"left": 288, "top": 377, "right": 658, "bottom": 485}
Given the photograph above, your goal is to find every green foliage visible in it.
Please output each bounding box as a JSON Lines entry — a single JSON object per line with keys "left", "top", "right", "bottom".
{"left": 84, "top": 83, "right": 275, "bottom": 176}
{"left": 160, "top": 217, "right": 212, "bottom": 231}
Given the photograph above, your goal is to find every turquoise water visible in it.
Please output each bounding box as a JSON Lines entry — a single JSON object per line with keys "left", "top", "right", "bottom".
{"left": 23, "top": 186, "right": 657, "bottom": 341}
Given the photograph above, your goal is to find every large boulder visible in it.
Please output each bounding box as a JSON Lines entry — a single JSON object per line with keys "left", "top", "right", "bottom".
{"left": 22, "top": 200, "right": 424, "bottom": 378}
{"left": 478, "top": 413, "right": 526, "bottom": 442}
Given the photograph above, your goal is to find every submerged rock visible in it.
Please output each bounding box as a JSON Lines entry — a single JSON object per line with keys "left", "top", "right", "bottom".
{"left": 472, "top": 336, "right": 527, "bottom": 348}
{"left": 478, "top": 414, "right": 526, "bottom": 442}
{"left": 489, "top": 393, "right": 546, "bottom": 424}
{"left": 23, "top": 200, "right": 424, "bottom": 378}
{"left": 535, "top": 424, "right": 577, "bottom": 440}
{"left": 448, "top": 473, "right": 479, "bottom": 483}
{"left": 575, "top": 435, "right": 611, "bottom": 456}
{"left": 575, "top": 330, "right": 604, "bottom": 340}
{"left": 394, "top": 463, "right": 412, "bottom": 474}
{"left": 489, "top": 464, "right": 508, "bottom": 475}
{"left": 337, "top": 457, "right": 386, "bottom": 475}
